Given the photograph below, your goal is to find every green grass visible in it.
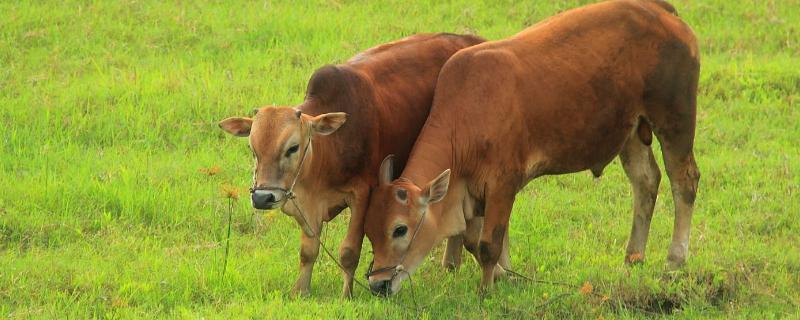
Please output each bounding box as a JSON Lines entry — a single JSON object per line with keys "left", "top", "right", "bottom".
{"left": 1, "top": 0, "right": 798, "bottom": 318}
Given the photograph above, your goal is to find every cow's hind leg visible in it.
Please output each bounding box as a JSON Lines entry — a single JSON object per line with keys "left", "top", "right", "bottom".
{"left": 620, "top": 127, "right": 661, "bottom": 264}
{"left": 650, "top": 102, "right": 700, "bottom": 268}
{"left": 644, "top": 36, "right": 700, "bottom": 268}
{"left": 650, "top": 84, "right": 700, "bottom": 268}
{"left": 661, "top": 143, "right": 699, "bottom": 268}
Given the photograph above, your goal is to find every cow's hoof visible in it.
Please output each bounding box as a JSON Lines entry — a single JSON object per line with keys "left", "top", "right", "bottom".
{"left": 442, "top": 261, "right": 460, "bottom": 272}
{"left": 625, "top": 253, "right": 645, "bottom": 266}
{"left": 340, "top": 288, "right": 353, "bottom": 300}
{"left": 666, "top": 255, "right": 686, "bottom": 270}
{"left": 477, "top": 278, "right": 495, "bottom": 296}
{"left": 291, "top": 286, "right": 311, "bottom": 298}
{"left": 477, "top": 285, "right": 492, "bottom": 298}
{"left": 492, "top": 264, "right": 508, "bottom": 281}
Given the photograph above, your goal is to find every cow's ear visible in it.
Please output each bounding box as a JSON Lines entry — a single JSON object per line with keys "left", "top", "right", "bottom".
{"left": 219, "top": 117, "right": 253, "bottom": 137}
{"left": 309, "top": 112, "right": 347, "bottom": 135}
{"left": 379, "top": 155, "right": 396, "bottom": 186}
{"left": 420, "top": 169, "right": 450, "bottom": 205}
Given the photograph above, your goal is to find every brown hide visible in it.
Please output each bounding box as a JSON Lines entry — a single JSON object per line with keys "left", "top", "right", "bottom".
{"left": 364, "top": 0, "right": 700, "bottom": 294}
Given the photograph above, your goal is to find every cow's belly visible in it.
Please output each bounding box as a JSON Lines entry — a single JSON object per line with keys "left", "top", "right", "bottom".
{"left": 527, "top": 108, "right": 638, "bottom": 177}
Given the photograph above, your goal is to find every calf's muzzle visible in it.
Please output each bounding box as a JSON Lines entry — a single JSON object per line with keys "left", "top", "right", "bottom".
{"left": 250, "top": 189, "right": 285, "bottom": 210}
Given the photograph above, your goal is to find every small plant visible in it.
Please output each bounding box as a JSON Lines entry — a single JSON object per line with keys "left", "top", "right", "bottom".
{"left": 200, "top": 166, "right": 221, "bottom": 176}
{"left": 221, "top": 184, "right": 240, "bottom": 278}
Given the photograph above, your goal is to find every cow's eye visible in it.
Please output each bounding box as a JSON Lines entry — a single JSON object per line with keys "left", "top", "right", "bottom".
{"left": 392, "top": 225, "right": 408, "bottom": 238}
{"left": 286, "top": 144, "right": 300, "bottom": 157}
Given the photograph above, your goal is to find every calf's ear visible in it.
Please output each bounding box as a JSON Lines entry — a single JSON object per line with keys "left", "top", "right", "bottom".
{"left": 379, "top": 155, "right": 396, "bottom": 186}
{"left": 219, "top": 117, "right": 253, "bottom": 137}
{"left": 310, "top": 112, "right": 347, "bottom": 135}
{"left": 421, "top": 169, "right": 451, "bottom": 205}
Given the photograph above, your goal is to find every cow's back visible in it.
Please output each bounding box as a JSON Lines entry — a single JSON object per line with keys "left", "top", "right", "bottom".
{"left": 406, "top": 0, "right": 697, "bottom": 184}
{"left": 298, "top": 33, "right": 483, "bottom": 185}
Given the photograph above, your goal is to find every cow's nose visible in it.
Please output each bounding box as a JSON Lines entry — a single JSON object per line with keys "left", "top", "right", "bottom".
{"left": 369, "top": 279, "right": 392, "bottom": 296}
{"left": 251, "top": 190, "right": 278, "bottom": 209}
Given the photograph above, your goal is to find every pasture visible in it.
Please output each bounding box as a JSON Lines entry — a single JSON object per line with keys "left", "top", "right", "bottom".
{"left": 1, "top": 0, "right": 798, "bottom": 318}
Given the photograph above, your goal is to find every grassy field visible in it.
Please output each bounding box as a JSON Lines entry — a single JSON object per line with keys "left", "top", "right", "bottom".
{"left": 1, "top": 0, "right": 798, "bottom": 318}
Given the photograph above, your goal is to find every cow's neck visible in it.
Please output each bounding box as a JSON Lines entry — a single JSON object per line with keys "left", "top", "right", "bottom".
{"left": 282, "top": 136, "right": 350, "bottom": 226}
{"left": 296, "top": 136, "right": 344, "bottom": 194}
{"left": 400, "top": 123, "right": 465, "bottom": 236}
{"left": 401, "top": 126, "right": 454, "bottom": 187}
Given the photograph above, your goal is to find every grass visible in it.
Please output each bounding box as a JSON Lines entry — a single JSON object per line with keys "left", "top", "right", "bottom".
{"left": 1, "top": 0, "right": 798, "bottom": 318}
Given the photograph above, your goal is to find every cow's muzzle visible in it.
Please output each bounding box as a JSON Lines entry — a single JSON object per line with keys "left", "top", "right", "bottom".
{"left": 250, "top": 188, "right": 285, "bottom": 210}
{"left": 369, "top": 279, "right": 393, "bottom": 296}
{"left": 366, "top": 261, "right": 404, "bottom": 297}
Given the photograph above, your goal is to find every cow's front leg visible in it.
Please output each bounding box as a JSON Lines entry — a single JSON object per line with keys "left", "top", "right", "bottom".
{"left": 442, "top": 235, "right": 464, "bottom": 271}
{"left": 463, "top": 217, "right": 509, "bottom": 280}
{"left": 293, "top": 226, "right": 321, "bottom": 297}
{"left": 493, "top": 228, "right": 510, "bottom": 280}
{"left": 477, "top": 191, "right": 515, "bottom": 292}
{"left": 463, "top": 217, "right": 483, "bottom": 262}
{"left": 339, "top": 191, "right": 368, "bottom": 299}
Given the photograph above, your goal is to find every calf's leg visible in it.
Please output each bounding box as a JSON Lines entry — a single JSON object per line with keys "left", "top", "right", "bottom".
{"left": 339, "top": 196, "right": 367, "bottom": 299}
{"left": 294, "top": 227, "right": 321, "bottom": 296}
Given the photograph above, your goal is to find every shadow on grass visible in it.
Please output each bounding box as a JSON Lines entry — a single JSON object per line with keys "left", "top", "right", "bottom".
{"left": 609, "top": 268, "right": 742, "bottom": 315}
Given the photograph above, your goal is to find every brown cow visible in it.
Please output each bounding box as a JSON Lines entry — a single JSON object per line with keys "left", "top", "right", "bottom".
{"left": 218, "top": 33, "right": 484, "bottom": 297}
{"left": 364, "top": 0, "right": 700, "bottom": 295}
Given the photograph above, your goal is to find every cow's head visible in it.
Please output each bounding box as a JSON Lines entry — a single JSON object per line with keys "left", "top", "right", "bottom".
{"left": 364, "top": 155, "right": 450, "bottom": 296}
{"left": 219, "top": 106, "right": 347, "bottom": 210}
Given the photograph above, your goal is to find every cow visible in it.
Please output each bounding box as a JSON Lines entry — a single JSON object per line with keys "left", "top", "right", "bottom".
{"left": 364, "top": 0, "right": 700, "bottom": 296}
{"left": 218, "top": 33, "right": 485, "bottom": 298}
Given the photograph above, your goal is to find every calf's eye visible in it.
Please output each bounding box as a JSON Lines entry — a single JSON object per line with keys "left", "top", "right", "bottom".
{"left": 393, "top": 225, "right": 408, "bottom": 238}
{"left": 286, "top": 144, "right": 300, "bottom": 157}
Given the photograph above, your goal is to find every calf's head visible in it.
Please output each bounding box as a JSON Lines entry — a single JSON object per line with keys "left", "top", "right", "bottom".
{"left": 219, "top": 106, "right": 347, "bottom": 210}
{"left": 364, "top": 156, "right": 450, "bottom": 296}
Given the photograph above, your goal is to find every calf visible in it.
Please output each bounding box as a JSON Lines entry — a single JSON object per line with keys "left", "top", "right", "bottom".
{"left": 219, "top": 33, "right": 484, "bottom": 297}
{"left": 364, "top": 0, "right": 700, "bottom": 295}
